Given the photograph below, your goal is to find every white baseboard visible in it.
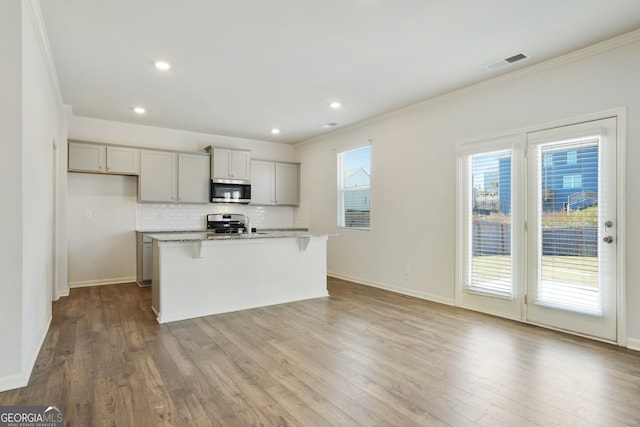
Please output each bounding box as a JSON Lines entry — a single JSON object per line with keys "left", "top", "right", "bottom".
{"left": 0, "top": 315, "right": 51, "bottom": 393}
{"left": 69, "top": 276, "right": 136, "bottom": 288}
{"left": 327, "top": 272, "right": 455, "bottom": 306}
{"left": 0, "top": 372, "right": 29, "bottom": 393}
{"left": 55, "top": 288, "right": 69, "bottom": 300}
{"left": 627, "top": 337, "right": 640, "bottom": 352}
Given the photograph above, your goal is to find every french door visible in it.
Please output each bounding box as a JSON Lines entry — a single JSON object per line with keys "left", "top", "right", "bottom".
{"left": 457, "top": 115, "right": 620, "bottom": 342}
{"left": 526, "top": 117, "right": 618, "bottom": 341}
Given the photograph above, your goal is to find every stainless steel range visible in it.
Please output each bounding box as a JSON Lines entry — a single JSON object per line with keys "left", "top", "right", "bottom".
{"left": 206, "top": 213, "right": 251, "bottom": 234}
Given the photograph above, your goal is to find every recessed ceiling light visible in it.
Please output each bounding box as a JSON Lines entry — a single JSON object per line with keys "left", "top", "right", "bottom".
{"left": 134, "top": 107, "right": 146, "bottom": 114}
{"left": 329, "top": 101, "right": 342, "bottom": 109}
{"left": 154, "top": 61, "right": 172, "bottom": 71}
{"left": 271, "top": 128, "right": 280, "bottom": 135}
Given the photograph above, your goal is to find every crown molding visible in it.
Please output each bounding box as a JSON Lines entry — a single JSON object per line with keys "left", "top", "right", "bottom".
{"left": 296, "top": 28, "right": 640, "bottom": 148}
{"left": 24, "top": 0, "right": 64, "bottom": 108}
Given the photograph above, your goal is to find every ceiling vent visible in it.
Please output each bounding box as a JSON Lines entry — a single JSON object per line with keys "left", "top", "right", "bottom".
{"left": 321, "top": 122, "right": 339, "bottom": 129}
{"left": 486, "top": 52, "right": 529, "bottom": 70}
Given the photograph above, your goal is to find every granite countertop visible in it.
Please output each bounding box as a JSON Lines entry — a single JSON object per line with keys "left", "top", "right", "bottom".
{"left": 145, "top": 229, "right": 331, "bottom": 243}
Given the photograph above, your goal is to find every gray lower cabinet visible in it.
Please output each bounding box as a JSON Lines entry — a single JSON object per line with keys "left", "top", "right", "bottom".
{"left": 136, "top": 232, "right": 152, "bottom": 287}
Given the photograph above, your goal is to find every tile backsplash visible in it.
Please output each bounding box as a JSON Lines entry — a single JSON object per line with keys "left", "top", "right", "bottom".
{"left": 136, "top": 202, "right": 309, "bottom": 231}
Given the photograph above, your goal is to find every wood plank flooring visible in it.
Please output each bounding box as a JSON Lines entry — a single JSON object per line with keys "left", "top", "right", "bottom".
{"left": 1, "top": 277, "right": 640, "bottom": 426}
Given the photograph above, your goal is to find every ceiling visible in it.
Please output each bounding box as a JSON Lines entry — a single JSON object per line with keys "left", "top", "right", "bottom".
{"left": 40, "top": 0, "right": 640, "bottom": 145}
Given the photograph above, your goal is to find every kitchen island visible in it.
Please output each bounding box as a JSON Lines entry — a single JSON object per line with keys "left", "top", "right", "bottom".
{"left": 147, "top": 231, "right": 331, "bottom": 323}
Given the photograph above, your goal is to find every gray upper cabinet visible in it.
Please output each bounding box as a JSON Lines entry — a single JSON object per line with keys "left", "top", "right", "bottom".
{"left": 68, "top": 141, "right": 106, "bottom": 172}
{"left": 250, "top": 160, "right": 275, "bottom": 204}
{"left": 139, "top": 150, "right": 210, "bottom": 203}
{"left": 68, "top": 141, "right": 140, "bottom": 175}
{"left": 250, "top": 160, "right": 299, "bottom": 206}
{"left": 211, "top": 148, "right": 250, "bottom": 181}
{"left": 178, "top": 153, "right": 210, "bottom": 203}
{"left": 275, "top": 162, "right": 299, "bottom": 206}
{"left": 139, "top": 150, "right": 178, "bottom": 202}
{"left": 105, "top": 146, "right": 140, "bottom": 175}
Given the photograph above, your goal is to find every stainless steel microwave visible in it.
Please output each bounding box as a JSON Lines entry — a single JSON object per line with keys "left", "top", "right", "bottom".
{"left": 211, "top": 179, "right": 251, "bottom": 204}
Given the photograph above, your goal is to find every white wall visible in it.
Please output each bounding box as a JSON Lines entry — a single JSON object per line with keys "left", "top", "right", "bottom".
{"left": 0, "top": 0, "right": 66, "bottom": 392}
{"left": 66, "top": 117, "right": 301, "bottom": 286}
{"left": 0, "top": 0, "right": 25, "bottom": 387}
{"left": 295, "top": 32, "right": 640, "bottom": 345}
{"left": 67, "top": 174, "right": 138, "bottom": 286}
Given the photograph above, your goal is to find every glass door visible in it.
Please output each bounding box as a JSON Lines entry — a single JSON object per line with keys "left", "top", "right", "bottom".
{"left": 456, "top": 134, "right": 524, "bottom": 320}
{"left": 526, "top": 117, "right": 617, "bottom": 341}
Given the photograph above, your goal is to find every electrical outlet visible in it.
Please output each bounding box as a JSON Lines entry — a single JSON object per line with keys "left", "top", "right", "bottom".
{"left": 403, "top": 265, "right": 410, "bottom": 276}
{"left": 84, "top": 209, "right": 92, "bottom": 220}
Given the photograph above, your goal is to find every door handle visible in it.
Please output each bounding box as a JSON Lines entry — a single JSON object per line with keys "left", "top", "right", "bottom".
{"left": 603, "top": 236, "right": 614, "bottom": 244}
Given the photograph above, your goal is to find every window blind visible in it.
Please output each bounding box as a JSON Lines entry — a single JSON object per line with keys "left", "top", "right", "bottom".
{"left": 535, "top": 138, "right": 601, "bottom": 313}
{"left": 337, "top": 146, "right": 371, "bottom": 229}
{"left": 468, "top": 150, "right": 512, "bottom": 295}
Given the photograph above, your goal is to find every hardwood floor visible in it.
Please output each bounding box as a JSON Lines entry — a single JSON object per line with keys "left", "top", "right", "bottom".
{"left": 2, "top": 277, "right": 640, "bottom": 426}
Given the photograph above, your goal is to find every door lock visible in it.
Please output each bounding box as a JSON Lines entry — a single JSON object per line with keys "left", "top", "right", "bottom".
{"left": 603, "top": 236, "right": 614, "bottom": 244}
{"left": 604, "top": 220, "right": 613, "bottom": 228}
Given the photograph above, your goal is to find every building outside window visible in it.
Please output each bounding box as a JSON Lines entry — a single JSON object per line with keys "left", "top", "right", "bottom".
{"left": 337, "top": 146, "right": 371, "bottom": 229}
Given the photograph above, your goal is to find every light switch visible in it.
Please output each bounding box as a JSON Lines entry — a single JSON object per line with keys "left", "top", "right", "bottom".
{"left": 84, "top": 209, "right": 93, "bottom": 220}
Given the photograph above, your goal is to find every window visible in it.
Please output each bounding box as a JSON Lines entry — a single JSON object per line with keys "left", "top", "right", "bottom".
{"left": 563, "top": 174, "right": 583, "bottom": 189}
{"left": 457, "top": 133, "right": 523, "bottom": 315}
{"left": 338, "top": 146, "right": 371, "bottom": 229}
{"left": 467, "top": 150, "right": 513, "bottom": 295}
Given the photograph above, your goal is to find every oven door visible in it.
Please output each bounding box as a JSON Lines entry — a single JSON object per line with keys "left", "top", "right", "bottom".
{"left": 211, "top": 181, "right": 251, "bottom": 203}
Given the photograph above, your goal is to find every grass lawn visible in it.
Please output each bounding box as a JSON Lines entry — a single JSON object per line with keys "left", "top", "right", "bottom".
{"left": 472, "top": 255, "right": 598, "bottom": 288}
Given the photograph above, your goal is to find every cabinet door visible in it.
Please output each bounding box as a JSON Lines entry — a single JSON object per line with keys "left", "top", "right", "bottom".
{"left": 275, "top": 163, "right": 300, "bottom": 205}
{"left": 250, "top": 160, "right": 275, "bottom": 205}
{"left": 139, "top": 150, "right": 178, "bottom": 202}
{"left": 231, "top": 150, "right": 251, "bottom": 181}
{"left": 142, "top": 242, "right": 152, "bottom": 281}
{"left": 68, "top": 142, "right": 106, "bottom": 172}
{"left": 178, "top": 153, "right": 210, "bottom": 203}
{"left": 211, "top": 148, "right": 231, "bottom": 179}
{"left": 212, "top": 148, "right": 251, "bottom": 180}
{"left": 106, "top": 146, "right": 140, "bottom": 175}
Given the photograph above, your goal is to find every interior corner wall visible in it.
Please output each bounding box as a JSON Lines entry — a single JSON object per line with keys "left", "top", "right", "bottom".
{"left": 0, "top": 0, "right": 25, "bottom": 388}
{"left": 294, "top": 36, "right": 640, "bottom": 344}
